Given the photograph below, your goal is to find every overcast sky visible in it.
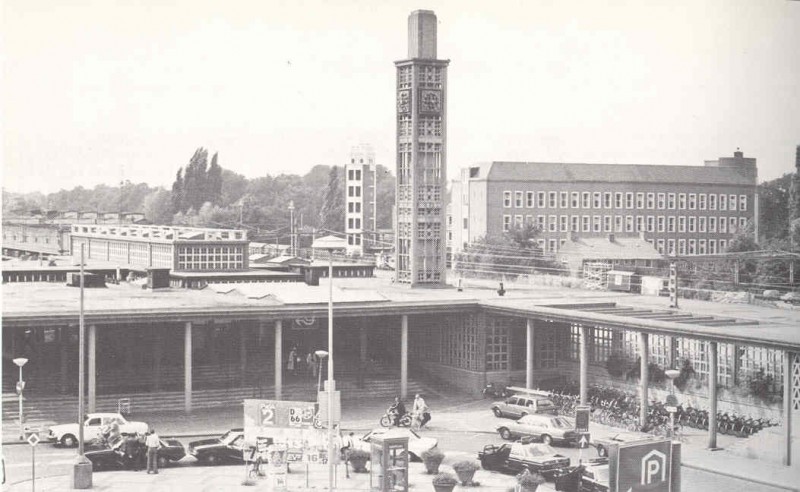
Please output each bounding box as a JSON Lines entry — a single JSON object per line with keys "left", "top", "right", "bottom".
{"left": 3, "top": 0, "right": 799, "bottom": 194}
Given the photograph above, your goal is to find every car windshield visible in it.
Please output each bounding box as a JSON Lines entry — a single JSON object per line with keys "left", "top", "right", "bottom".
{"left": 521, "top": 444, "right": 555, "bottom": 457}
{"left": 550, "top": 417, "right": 572, "bottom": 428}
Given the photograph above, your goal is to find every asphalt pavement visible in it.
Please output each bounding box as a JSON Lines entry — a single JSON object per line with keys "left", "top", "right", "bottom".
{"left": 2, "top": 395, "right": 798, "bottom": 491}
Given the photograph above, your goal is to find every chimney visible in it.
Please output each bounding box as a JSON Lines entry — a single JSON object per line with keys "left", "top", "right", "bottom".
{"left": 608, "top": 234, "right": 615, "bottom": 243}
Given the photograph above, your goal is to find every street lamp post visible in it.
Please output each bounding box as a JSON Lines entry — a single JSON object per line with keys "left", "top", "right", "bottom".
{"left": 288, "top": 201, "right": 295, "bottom": 257}
{"left": 312, "top": 235, "right": 346, "bottom": 491}
{"left": 13, "top": 357, "right": 28, "bottom": 440}
{"left": 315, "top": 350, "right": 329, "bottom": 393}
{"left": 665, "top": 369, "right": 681, "bottom": 439}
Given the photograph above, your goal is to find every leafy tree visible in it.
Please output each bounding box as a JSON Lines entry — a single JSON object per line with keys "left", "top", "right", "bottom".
{"left": 318, "top": 166, "right": 345, "bottom": 231}
{"left": 790, "top": 145, "right": 800, "bottom": 226}
{"left": 171, "top": 169, "right": 184, "bottom": 214}
{"left": 758, "top": 173, "right": 791, "bottom": 242}
{"left": 207, "top": 152, "right": 223, "bottom": 205}
{"left": 143, "top": 189, "right": 174, "bottom": 225}
{"left": 454, "top": 224, "right": 562, "bottom": 278}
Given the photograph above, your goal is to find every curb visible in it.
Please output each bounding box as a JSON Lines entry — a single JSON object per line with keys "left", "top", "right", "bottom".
{"left": 680, "top": 461, "right": 799, "bottom": 492}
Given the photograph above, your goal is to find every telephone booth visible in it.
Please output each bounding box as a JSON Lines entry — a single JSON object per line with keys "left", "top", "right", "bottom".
{"left": 369, "top": 431, "right": 409, "bottom": 492}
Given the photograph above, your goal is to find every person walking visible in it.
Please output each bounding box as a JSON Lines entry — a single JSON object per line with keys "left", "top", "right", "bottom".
{"left": 342, "top": 431, "right": 355, "bottom": 478}
{"left": 413, "top": 394, "right": 431, "bottom": 429}
{"left": 306, "top": 352, "right": 317, "bottom": 378}
{"left": 145, "top": 429, "right": 161, "bottom": 474}
{"left": 288, "top": 347, "right": 297, "bottom": 376}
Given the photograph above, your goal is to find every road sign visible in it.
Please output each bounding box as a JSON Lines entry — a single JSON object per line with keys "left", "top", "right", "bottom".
{"left": 610, "top": 438, "right": 678, "bottom": 492}
{"left": 575, "top": 405, "right": 591, "bottom": 432}
{"left": 27, "top": 433, "right": 39, "bottom": 447}
{"left": 578, "top": 435, "right": 589, "bottom": 448}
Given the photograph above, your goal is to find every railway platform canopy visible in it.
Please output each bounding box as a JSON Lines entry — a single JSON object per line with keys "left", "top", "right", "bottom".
{"left": 3, "top": 272, "right": 800, "bottom": 467}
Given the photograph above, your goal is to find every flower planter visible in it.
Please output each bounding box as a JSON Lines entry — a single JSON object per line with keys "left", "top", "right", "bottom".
{"left": 349, "top": 457, "right": 368, "bottom": 473}
{"left": 433, "top": 485, "right": 456, "bottom": 492}
{"left": 454, "top": 468, "right": 476, "bottom": 485}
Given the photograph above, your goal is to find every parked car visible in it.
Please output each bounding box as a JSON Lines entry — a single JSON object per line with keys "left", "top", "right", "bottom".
{"left": 188, "top": 429, "right": 247, "bottom": 465}
{"left": 591, "top": 432, "right": 651, "bottom": 457}
{"left": 356, "top": 428, "right": 437, "bottom": 461}
{"left": 478, "top": 442, "right": 570, "bottom": 480}
{"left": 579, "top": 460, "right": 609, "bottom": 492}
{"left": 496, "top": 414, "right": 589, "bottom": 447}
{"left": 47, "top": 413, "right": 149, "bottom": 447}
{"left": 491, "top": 394, "right": 557, "bottom": 419}
{"left": 85, "top": 438, "right": 186, "bottom": 471}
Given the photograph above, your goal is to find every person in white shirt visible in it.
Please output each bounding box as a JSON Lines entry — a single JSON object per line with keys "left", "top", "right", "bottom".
{"left": 145, "top": 429, "right": 161, "bottom": 474}
{"left": 413, "top": 394, "right": 431, "bottom": 429}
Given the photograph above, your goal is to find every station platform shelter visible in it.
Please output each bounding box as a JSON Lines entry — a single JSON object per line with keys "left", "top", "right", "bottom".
{"left": 3, "top": 272, "right": 800, "bottom": 467}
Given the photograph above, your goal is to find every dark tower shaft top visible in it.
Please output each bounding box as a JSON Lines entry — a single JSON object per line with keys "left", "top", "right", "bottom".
{"left": 408, "top": 10, "right": 437, "bottom": 59}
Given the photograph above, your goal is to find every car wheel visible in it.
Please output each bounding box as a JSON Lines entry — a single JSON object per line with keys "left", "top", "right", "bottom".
{"left": 157, "top": 456, "right": 169, "bottom": 468}
{"left": 492, "top": 408, "right": 503, "bottom": 418}
{"left": 597, "top": 445, "right": 607, "bottom": 457}
{"left": 499, "top": 428, "right": 512, "bottom": 440}
{"left": 61, "top": 434, "right": 77, "bottom": 448}
{"left": 541, "top": 434, "right": 553, "bottom": 446}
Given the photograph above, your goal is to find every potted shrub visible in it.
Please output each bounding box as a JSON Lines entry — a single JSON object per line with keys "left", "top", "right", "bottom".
{"left": 516, "top": 468, "right": 546, "bottom": 492}
{"left": 421, "top": 448, "right": 445, "bottom": 474}
{"left": 432, "top": 471, "right": 458, "bottom": 492}
{"left": 347, "top": 449, "right": 370, "bottom": 473}
{"left": 452, "top": 459, "right": 479, "bottom": 485}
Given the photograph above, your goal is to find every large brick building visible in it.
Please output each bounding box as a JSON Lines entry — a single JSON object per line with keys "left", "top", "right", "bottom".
{"left": 450, "top": 150, "right": 758, "bottom": 256}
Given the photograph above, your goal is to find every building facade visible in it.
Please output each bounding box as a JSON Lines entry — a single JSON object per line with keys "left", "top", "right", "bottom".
{"left": 69, "top": 224, "right": 249, "bottom": 272}
{"left": 451, "top": 151, "right": 758, "bottom": 256}
{"left": 344, "top": 144, "right": 376, "bottom": 256}
{"left": 394, "top": 10, "right": 449, "bottom": 286}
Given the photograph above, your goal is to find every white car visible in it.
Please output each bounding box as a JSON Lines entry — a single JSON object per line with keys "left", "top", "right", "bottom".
{"left": 48, "top": 413, "right": 149, "bottom": 447}
{"left": 355, "top": 428, "right": 438, "bottom": 461}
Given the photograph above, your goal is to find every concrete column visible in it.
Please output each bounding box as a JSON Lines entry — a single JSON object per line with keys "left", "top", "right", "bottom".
{"left": 274, "top": 320, "right": 283, "bottom": 400}
{"left": 639, "top": 332, "right": 649, "bottom": 428}
{"left": 59, "top": 327, "right": 69, "bottom": 394}
{"left": 184, "top": 322, "right": 192, "bottom": 414}
{"left": 358, "top": 322, "right": 367, "bottom": 389}
{"left": 526, "top": 319, "right": 535, "bottom": 389}
{"left": 783, "top": 351, "right": 793, "bottom": 467}
{"left": 240, "top": 323, "right": 248, "bottom": 387}
{"left": 153, "top": 326, "right": 162, "bottom": 391}
{"left": 708, "top": 341, "right": 718, "bottom": 449}
{"left": 88, "top": 324, "right": 97, "bottom": 413}
{"left": 579, "top": 325, "right": 588, "bottom": 405}
{"left": 401, "top": 315, "right": 408, "bottom": 400}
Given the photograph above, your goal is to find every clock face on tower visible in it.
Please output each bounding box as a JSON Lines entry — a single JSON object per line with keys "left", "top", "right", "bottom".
{"left": 420, "top": 90, "right": 441, "bottom": 113}
{"left": 397, "top": 90, "right": 410, "bottom": 114}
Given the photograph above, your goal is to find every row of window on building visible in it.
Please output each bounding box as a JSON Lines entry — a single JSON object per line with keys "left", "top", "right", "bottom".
{"left": 347, "top": 169, "right": 363, "bottom": 180}
{"left": 347, "top": 186, "right": 362, "bottom": 197}
{"left": 503, "top": 190, "right": 748, "bottom": 213}
{"left": 502, "top": 214, "right": 748, "bottom": 235}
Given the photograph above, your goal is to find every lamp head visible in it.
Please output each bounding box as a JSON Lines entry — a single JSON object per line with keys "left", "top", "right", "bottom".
{"left": 13, "top": 358, "right": 28, "bottom": 368}
{"left": 315, "top": 350, "right": 329, "bottom": 359}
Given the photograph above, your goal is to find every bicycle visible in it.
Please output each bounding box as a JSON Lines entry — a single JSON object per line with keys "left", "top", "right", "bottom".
{"left": 247, "top": 457, "right": 265, "bottom": 479}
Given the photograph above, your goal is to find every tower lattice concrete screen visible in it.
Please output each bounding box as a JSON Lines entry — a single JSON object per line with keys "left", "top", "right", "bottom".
{"left": 395, "top": 10, "right": 449, "bottom": 286}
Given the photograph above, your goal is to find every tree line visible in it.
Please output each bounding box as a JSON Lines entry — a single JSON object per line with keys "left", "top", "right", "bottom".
{"left": 3, "top": 147, "right": 397, "bottom": 242}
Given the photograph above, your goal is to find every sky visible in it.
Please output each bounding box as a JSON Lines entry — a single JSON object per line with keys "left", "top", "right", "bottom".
{"left": 2, "top": 0, "right": 799, "bottom": 194}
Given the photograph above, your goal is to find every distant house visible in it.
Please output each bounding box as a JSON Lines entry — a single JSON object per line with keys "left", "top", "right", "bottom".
{"left": 557, "top": 233, "right": 666, "bottom": 289}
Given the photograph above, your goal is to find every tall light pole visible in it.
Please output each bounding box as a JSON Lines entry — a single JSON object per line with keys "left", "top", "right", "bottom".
{"left": 73, "top": 243, "right": 92, "bottom": 488}
{"left": 312, "top": 235, "right": 346, "bottom": 491}
{"left": 315, "top": 350, "right": 328, "bottom": 393}
{"left": 13, "top": 357, "right": 28, "bottom": 440}
{"left": 665, "top": 369, "right": 680, "bottom": 439}
{"left": 288, "top": 201, "right": 295, "bottom": 257}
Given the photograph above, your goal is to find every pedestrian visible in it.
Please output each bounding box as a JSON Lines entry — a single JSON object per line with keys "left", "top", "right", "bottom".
{"left": 306, "top": 352, "right": 317, "bottom": 378}
{"left": 342, "top": 431, "right": 355, "bottom": 479}
{"left": 288, "top": 347, "right": 297, "bottom": 376}
{"left": 145, "top": 429, "right": 161, "bottom": 474}
{"left": 413, "top": 394, "right": 431, "bottom": 429}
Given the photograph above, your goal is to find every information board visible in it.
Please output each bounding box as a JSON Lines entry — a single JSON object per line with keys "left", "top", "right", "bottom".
{"left": 244, "top": 399, "right": 330, "bottom": 464}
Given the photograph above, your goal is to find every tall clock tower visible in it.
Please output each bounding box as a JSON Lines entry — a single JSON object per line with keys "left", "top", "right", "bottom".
{"left": 394, "top": 10, "right": 449, "bottom": 286}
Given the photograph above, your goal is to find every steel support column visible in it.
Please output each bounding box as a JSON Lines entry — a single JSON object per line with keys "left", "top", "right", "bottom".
{"left": 88, "top": 324, "right": 96, "bottom": 413}
{"left": 526, "top": 319, "right": 535, "bottom": 389}
{"left": 708, "top": 341, "right": 718, "bottom": 449}
{"left": 184, "top": 321, "right": 192, "bottom": 414}
{"left": 639, "top": 332, "right": 649, "bottom": 428}
{"left": 782, "top": 350, "right": 793, "bottom": 466}
{"left": 579, "top": 325, "right": 588, "bottom": 405}
{"left": 274, "top": 320, "right": 283, "bottom": 400}
{"left": 401, "top": 315, "right": 408, "bottom": 400}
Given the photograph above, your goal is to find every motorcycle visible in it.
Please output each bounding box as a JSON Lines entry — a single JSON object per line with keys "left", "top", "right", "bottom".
{"left": 482, "top": 382, "right": 511, "bottom": 399}
{"left": 379, "top": 409, "right": 412, "bottom": 428}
